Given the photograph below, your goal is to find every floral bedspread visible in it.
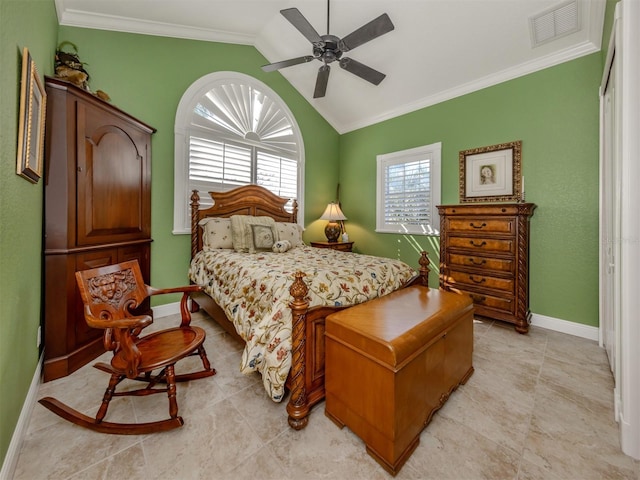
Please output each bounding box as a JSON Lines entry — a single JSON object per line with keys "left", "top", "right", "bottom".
{"left": 188, "top": 245, "right": 416, "bottom": 401}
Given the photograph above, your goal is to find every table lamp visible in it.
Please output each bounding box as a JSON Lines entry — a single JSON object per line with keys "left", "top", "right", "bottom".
{"left": 319, "top": 202, "right": 347, "bottom": 242}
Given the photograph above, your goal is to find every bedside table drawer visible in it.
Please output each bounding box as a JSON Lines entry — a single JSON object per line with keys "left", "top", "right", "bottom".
{"left": 310, "top": 241, "right": 353, "bottom": 252}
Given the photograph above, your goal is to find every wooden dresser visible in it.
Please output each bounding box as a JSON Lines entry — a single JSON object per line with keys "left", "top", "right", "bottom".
{"left": 437, "top": 203, "right": 536, "bottom": 333}
{"left": 43, "top": 77, "right": 155, "bottom": 381}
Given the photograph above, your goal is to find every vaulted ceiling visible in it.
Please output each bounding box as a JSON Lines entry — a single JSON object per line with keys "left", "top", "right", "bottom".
{"left": 54, "top": 0, "right": 606, "bottom": 133}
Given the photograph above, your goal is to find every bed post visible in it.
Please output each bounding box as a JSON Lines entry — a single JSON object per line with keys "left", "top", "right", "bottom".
{"left": 190, "top": 190, "right": 201, "bottom": 260}
{"left": 287, "top": 271, "right": 310, "bottom": 430}
{"left": 418, "top": 250, "right": 430, "bottom": 286}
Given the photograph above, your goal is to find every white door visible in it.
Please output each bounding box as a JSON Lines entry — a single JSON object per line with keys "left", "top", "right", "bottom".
{"left": 600, "top": 56, "right": 620, "bottom": 374}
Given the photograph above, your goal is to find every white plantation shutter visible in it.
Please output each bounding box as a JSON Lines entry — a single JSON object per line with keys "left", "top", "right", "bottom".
{"left": 376, "top": 143, "right": 441, "bottom": 235}
{"left": 384, "top": 160, "right": 431, "bottom": 225}
{"left": 257, "top": 151, "right": 298, "bottom": 200}
{"left": 189, "top": 137, "right": 251, "bottom": 185}
{"left": 174, "top": 73, "right": 304, "bottom": 232}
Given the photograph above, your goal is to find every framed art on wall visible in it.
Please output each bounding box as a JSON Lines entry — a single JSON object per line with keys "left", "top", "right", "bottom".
{"left": 459, "top": 140, "right": 522, "bottom": 203}
{"left": 16, "top": 47, "right": 47, "bottom": 184}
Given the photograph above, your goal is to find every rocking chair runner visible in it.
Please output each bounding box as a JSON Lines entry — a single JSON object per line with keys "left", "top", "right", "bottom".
{"left": 39, "top": 260, "right": 215, "bottom": 434}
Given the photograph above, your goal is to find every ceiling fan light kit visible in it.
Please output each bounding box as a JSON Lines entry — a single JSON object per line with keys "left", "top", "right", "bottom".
{"left": 262, "top": 1, "right": 394, "bottom": 98}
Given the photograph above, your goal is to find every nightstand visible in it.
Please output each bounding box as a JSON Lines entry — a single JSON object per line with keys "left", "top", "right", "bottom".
{"left": 310, "top": 241, "right": 354, "bottom": 252}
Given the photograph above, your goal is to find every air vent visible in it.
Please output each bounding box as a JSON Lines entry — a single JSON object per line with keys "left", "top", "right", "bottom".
{"left": 530, "top": 0, "right": 580, "bottom": 48}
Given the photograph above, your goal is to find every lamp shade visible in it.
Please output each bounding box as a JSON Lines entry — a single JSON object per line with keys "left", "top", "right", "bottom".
{"left": 319, "top": 203, "right": 347, "bottom": 221}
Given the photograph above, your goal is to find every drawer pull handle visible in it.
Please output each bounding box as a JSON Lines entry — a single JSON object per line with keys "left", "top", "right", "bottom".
{"left": 469, "top": 276, "right": 486, "bottom": 284}
{"left": 470, "top": 240, "right": 487, "bottom": 248}
{"left": 470, "top": 294, "right": 486, "bottom": 303}
{"left": 468, "top": 258, "right": 486, "bottom": 266}
{"left": 470, "top": 222, "right": 486, "bottom": 229}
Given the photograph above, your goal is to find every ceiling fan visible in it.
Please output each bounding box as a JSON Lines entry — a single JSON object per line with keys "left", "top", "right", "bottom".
{"left": 261, "top": 1, "right": 394, "bottom": 98}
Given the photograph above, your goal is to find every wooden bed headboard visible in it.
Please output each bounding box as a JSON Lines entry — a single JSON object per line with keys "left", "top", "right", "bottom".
{"left": 190, "top": 185, "right": 298, "bottom": 259}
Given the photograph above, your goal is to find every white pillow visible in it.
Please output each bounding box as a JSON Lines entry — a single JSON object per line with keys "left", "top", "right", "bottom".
{"left": 199, "top": 217, "right": 233, "bottom": 249}
{"left": 246, "top": 223, "right": 277, "bottom": 253}
{"left": 230, "top": 215, "right": 276, "bottom": 252}
{"left": 272, "top": 239, "right": 292, "bottom": 253}
{"left": 275, "top": 222, "right": 304, "bottom": 248}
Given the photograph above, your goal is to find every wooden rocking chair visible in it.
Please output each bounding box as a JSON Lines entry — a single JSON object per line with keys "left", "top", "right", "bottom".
{"left": 39, "top": 260, "right": 215, "bottom": 434}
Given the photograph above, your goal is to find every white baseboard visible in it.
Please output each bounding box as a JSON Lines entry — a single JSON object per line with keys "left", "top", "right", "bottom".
{"left": 530, "top": 312, "right": 599, "bottom": 341}
{"left": 152, "top": 301, "right": 181, "bottom": 318}
{"left": 156, "top": 301, "right": 600, "bottom": 342}
{"left": 1, "top": 354, "right": 42, "bottom": 480}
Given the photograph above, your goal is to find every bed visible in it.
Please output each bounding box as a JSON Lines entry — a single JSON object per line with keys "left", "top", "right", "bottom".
{"left": 189, "top": 185, "right": 430, "bottom": 429}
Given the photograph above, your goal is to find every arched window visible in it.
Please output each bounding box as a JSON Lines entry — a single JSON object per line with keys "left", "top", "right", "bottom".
{"left": 173, "top": 72, "right": 305, "bottom": 233}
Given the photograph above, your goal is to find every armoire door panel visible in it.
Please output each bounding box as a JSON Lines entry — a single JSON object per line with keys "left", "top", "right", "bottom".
{"left": 76, "top": 102, "right": 151, "bottom": 246}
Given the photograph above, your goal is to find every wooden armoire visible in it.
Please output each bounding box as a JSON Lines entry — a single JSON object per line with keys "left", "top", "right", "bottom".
{"left": 43, "top": 77, "right": 155, "bottom": 382}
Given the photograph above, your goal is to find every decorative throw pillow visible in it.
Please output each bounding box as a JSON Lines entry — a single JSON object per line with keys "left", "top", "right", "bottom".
{"left": 272, "top": 240, "right": 292, "bottom": 253}
{"left": 275, "top": 222, "right": 304, "bottom": 248}
{"left": 230, "top": 215, "right": 276, "bottom": 252}
{"left": 247, "top": 224, "right": 276, "bottom": 253}
{"left": 199, "top": 217, "right": 233, "bottom": 249}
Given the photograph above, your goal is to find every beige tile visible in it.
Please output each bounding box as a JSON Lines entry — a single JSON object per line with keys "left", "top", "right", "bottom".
{"left": 268, "top": 408, "right": 393, "bottom": 479}
{"left": 67, "top": 443, "right": 148, "bottom": 480}
{"left": 538, "top": 355, "right": 614, "bottom": 411}
{"left": 517, "top": 456, "right": 565, "bottom": 480}
{"left": 407, "top": 414, "right": 521, "bottom": 479}
{"left": 140, "top": 398, "right": 264, "bottom": 478}
{"left": 14, "top": 315, "right": 639, "bottom": 480}
{"left": 523, "top": 382, "right": 636, "bottom": 480}
{"left": 223, "top": 446, "right": 290, "bottom": 480}
{"left": 545, "top": 330, "right": 611, "bottom": 374}
{"left": 231, "top": 381, "right": 291, "bottom": 443}
{"left": 14, "top": 418, "right": 139, "bottom": 479}
{"left": 439, "top": 373, "right": 532, "bottom": 454}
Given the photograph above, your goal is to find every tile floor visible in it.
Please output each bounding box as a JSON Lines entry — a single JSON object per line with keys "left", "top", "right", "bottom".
{"left": 12, "top": 312, "right": 640, "bottom": 480}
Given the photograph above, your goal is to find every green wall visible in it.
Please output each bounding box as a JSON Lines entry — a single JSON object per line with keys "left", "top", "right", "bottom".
{"left": 56, "top": 25, "right": 341, "bottom": 293}
{"left": 0, "top": 0, "right": 58, "bottom": 467}
{"left": 0, "top": 0, "right": 618, "bottom": 469}
{"left": 339, "top": 53, "right": 602, "bottom": 326}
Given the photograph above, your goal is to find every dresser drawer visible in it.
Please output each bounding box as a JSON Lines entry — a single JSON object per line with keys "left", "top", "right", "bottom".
{"left": 466, "top": 291, "right": 515, "bottom": 316}
{"left": 444, "top": 217, "right": 515, "bottom": 235}
{"left": 445, "top": 269, "right": 514, "bottom": 293}
{"left": 448, "top": 236, "right": 515, "bottom": 255}
{"left": 441, "top": 283, "right": 515, "bottom": 315}
{"left": 448, "top": 253, "right": 514, "bottom": 273}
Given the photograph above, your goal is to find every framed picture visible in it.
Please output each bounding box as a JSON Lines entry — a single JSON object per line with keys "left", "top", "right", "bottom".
{"left": 459, "top": 140, "right": 522, "bottom": 203}
{"left": 16, "top": 47, "right": 47, "bottom": 184}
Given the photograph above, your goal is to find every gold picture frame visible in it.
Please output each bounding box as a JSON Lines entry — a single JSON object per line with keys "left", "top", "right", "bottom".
{"left": 16, "top": 47, "right": 46, "bottom": 184}
{"left": 459, "top": 140, "right": 522, "bottom": 203}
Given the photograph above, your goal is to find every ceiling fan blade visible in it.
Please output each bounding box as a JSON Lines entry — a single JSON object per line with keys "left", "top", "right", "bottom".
{"left": 262, "top": 55, "right": 315, "bottom": 72}
{"left": 340, "top": 13, "right": 394, "bottom": 52}
{"left": 281, "top": 8, "right": 323, "bottom": 45}
{"left": 313, "top": 65, "right": 330, "bottom": 98}
{"left": 339, "top": 57, "right": 386, "bottom": 85}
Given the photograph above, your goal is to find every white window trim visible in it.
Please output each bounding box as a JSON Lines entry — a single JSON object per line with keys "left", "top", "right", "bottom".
{"left": 173, "top": 71, "right": 305, "bottom": 234}
{"left": 376, "top": 142, "right": 441, "bottom": 235}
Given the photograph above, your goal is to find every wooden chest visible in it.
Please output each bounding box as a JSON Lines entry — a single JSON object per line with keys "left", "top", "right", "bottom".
{"left": 437, "top": 203, "right": 535, "bottom": 333}
{"left": 325, "top": 286, "right": 474, "bottom": 476}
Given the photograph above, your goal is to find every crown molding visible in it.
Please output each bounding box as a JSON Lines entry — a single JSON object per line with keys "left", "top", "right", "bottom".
{"left": 337, "top": 39, "right": 600, "bottom": 134}
{"left": 56, "top": 7, "right": 255, "bottom": 45}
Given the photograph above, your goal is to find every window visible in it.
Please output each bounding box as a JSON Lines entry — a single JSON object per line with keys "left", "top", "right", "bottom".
{"left": 376, "top": 142, "right": 441, "bottom": 235}
{"left": 173, "top": 72, "right": 304, "bottom": 233}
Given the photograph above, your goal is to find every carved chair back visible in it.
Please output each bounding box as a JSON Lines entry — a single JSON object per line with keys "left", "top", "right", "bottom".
{"left": 75, "top": 260, "right": 153, "bottom": 377}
